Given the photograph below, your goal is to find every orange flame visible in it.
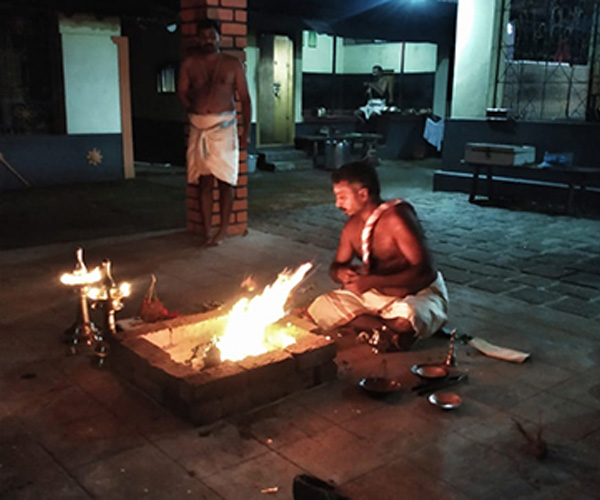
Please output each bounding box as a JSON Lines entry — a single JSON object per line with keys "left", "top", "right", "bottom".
{"left": 215, "top": 262, "right": 313, "bottom": 361}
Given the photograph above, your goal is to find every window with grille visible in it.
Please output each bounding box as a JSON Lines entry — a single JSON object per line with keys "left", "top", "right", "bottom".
{"left": 494, "top": 0, "right": 600, "bottom": 121}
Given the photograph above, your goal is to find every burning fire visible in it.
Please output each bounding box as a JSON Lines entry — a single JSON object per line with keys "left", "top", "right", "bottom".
{"left": 214, "top": 262, "right": 312, "bottom": 362}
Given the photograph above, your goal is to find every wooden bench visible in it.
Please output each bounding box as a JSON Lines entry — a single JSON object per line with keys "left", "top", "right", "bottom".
{"left": 466, "top": 161, "right": 600, "bottom": 214}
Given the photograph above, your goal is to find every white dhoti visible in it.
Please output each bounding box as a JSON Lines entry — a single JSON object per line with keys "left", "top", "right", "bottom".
{"left": 307, "top": 272, "right": 449, "bottom": 339}
{"left": 359, "top": 98, "right": 388, "bottom": 120}
{"left": 186, "top": 112, "right": 239, "bottom": 186}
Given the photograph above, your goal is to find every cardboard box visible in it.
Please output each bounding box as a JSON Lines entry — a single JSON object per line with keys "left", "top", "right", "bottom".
{"left": 465, "top": 143, "right": 536, "bottom": 166}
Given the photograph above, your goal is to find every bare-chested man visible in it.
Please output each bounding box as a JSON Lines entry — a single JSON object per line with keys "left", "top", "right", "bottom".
{"left": 178, "top": 18, "right": 251, "bottom": 246}
{"left": 307, "top": 162, "right": 448, "bottom": 351}
{"left": 355, "top": 65, "right": 392, "bottom": 123}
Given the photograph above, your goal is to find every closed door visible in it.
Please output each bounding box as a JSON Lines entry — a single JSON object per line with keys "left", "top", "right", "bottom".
{"left": 257, "top": 34, "right": 294, "bottom": 146}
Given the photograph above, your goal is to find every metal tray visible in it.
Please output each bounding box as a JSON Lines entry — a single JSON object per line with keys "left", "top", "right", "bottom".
{"left": 411, "top": 364, "right": 449, "bottom": 379}
{"left": 358, "top": 377, "right": 402, "bottom": 397}
{"left": 428, "top": 392, "right": 462, "bottom": 410}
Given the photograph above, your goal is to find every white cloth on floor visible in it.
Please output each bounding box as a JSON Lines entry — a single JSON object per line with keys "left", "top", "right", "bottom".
{"left": 186, "top": 112, "right": 239, "bottom": 186}
{"left": 307, "top": 272, "right": 449, "bottom": 339}
{"left": 468, "top": 337, "right": 531, "bottom": 363}
{"left": 423, "top": 117, "right": 444, "bottom": 152}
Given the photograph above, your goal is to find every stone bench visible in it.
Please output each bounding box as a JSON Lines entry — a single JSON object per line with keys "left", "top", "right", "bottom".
{"left": 465, "top": 161, "right": 600, "bottom": 214}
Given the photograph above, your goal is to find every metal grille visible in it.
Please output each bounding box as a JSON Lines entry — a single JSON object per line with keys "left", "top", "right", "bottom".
{"left": 494, "top": 0, "right": 600, "bottom": 121}
{"left": 0, "top": 9, "right": 61, "bottom": 134}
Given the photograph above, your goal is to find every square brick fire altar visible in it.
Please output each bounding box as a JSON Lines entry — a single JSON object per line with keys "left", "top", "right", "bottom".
{"left": 111, "top": 311, "right": 337, "bottom": 425}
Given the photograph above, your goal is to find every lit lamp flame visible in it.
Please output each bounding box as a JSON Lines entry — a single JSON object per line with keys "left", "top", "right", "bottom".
{"left": 60, "top": 267, "right": 102, "bottom": 286}
{"left": 215, "top": 262, "right": 313, "bottom": 362}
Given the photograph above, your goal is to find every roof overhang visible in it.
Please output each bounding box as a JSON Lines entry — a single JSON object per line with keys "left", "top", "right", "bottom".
{"left": 248, "top": 0, "right": 457, "bottom": 45}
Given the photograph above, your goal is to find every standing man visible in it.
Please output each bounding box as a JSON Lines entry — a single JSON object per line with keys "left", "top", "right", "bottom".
{"left": 307, "top": 161, "right": 448, "bottom": 351}
{"left": 178, "top": 19, "right": 251, "bottom": 246}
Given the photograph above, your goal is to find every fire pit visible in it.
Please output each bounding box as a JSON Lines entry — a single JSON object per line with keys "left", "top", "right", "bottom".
{"left": 111, "top": 263, "right": 337, "bottom": 425}
{"left": 111, "top": 312, "right": 336, "bottom": 425}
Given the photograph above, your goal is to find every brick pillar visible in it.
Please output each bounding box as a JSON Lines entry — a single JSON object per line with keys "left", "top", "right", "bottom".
{"left": 181, "top": 0, "right": 248, "bottom": 237}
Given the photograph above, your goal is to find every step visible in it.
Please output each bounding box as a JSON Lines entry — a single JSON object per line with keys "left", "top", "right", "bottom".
{"left": 272, "top": 159, "right": 314, "bottom": 172}
{"left": 256, "top": 147, "right": 307, "bottom": 163}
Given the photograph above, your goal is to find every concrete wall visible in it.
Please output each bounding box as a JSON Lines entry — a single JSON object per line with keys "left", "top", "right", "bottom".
{"left": 59, "top": 14, "right": 122, "bottom": 134}
{"left": 0, "top": 134, "right": 123, "bottom": 190}
{"left": 442, "top": 119, "right": 600, "bottom": 170}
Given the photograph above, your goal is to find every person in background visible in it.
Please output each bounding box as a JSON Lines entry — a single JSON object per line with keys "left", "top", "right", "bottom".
{"left": 178, "top": 18, "right": 251, "bottom": 246}
{"left": 355, "top": 65, "right": 392, "bottom": 123}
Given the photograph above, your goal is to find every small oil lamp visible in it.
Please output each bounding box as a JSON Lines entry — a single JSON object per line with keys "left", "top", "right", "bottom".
{"left": 61, "top": 249, "right": 131, "bottom": 364}
{"left": 60, "top": 248, "right": 102, "bottom": 353}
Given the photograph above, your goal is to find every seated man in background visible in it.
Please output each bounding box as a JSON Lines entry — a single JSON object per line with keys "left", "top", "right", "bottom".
{"left": 355, "top": 65, "right": 393, "bottom": 123}
{"left": 307, "top": 161, "right": 448, "bottom": 351}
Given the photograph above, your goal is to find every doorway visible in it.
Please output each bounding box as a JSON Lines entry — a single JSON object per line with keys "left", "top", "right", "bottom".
{"left": 257, "top": 34, "right": 294, "bottom": 146}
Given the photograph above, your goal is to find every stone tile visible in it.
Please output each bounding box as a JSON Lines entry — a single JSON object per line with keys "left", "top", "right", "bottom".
{"left": 343, "top": 456, "right": 470, "bottom": 500}
{"left": 31, "top": 411, "right": 147, "bottom": 471}
{"left": 437, "top": 265, "right": 478, "bottom": 285}
{"left": 550, "top": 366, "right": 600, "bottom": 410}
{"left": 95, "top": 381, "right": 188, "bottom": 438}
{"left": 0, "top": 359, "right": 71, "bottom": 404}
{"left": 508, "top": 274, "right": 556, "bottom": 289}
{"left": 508, "top": 392, "right": 600, "bottom": 441}
{"left": 458, "top": 248, "right": 491, "bottom": 263}
{"left": 201, "top": 450, "right": 303, "bottom": 500}
{"left": 508, "top": 361, "right": 576, "bottom": 391}
{"left": 9, "top": 385, "right": 104, "bottom": 428}
{"left": 563, "top": 272, "right": 600, "bottom": 289}
{"left": 406, "top": 431, "right": 537, "bottom": 499}
{"left": 547, "top": 297, "right": 600, "bottom": 319}
{"left": 152, "top": 422, "right": 269, "bottom": 479}
{"left": 277, "top": 426, "right": 389, "bottom": 485}
{"left": 458, "top": 378, "right": 539, "bottom": 410}
{"left": 522, "top": 264, "right": 573, "bottom": 279}
{"left": 336, "top": 394, "right": 450, "bottom": 456}
{"left": 507, "top": 287, "right": 563, "bottom": 305}
{"left": 73, "top": 444, "right": 216, "bottom": 500}
{"left": 231, "top": 400, "right": 333, "bottom": 450}
{"left": 0, "top": 433, "right": 90, "bottom": 499}
{"left": 288, "top": 380, "right": 387, "bottom": 423}
{"left": 0, "top": 477, "right": 91, "bottom": 500}
{"left": 468, "top": 277, "right": 522, "bottom": 294}
{"left": 546, "top": 281, "right": 600, "bottom": 300}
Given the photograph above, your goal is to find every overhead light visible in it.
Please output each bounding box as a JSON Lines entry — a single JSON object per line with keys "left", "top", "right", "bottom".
{"left": 166, "top": 23, "right": 177, "bottom": 33}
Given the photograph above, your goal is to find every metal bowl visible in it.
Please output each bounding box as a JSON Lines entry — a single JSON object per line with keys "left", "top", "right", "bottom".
{"left": 428, "top": 392, "right": 462, "bottom": 410}
{"left": 358, "top": 377, "right": 402, "bottom": 397}
{"left": 411, "top": 364, "right": 449, "bottom": 379}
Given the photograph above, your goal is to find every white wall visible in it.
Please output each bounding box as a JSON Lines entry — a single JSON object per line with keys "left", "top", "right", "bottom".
{"left": 302, "top": 32, "right": 334, "bottom": 73}
{"left": 59, "top": 14, "right": 121, "bottom": 134}
{"left": 404, "top": 43, "right": 437, "bottom": 73}
{"left": 451, "top": 0, "right": 502, "bottom": 118}
{"left": 340, "top": 43, "right": 404, "bottom": 73}
{"left": 301, "top": 33, "right": 437, "bottom": 74}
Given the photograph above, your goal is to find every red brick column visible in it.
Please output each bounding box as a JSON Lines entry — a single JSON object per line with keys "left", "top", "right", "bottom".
{"left": 181, "top": 0, "right": 248, "bottom": 237}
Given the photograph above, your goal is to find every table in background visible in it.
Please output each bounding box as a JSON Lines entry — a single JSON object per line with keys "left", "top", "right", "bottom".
{"left": 466, "top": 161, "right": 600, "bottom": 214}
{"left": 297, "top": 133, "right": 383, "bottom": 168}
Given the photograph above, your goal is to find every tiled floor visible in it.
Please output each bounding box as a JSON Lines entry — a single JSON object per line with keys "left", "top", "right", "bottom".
{"left": 1, "top": 163, "right": 599, "bottom": 499}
